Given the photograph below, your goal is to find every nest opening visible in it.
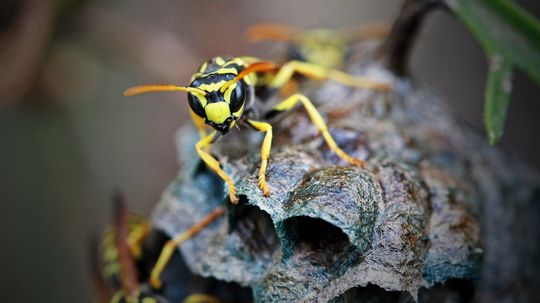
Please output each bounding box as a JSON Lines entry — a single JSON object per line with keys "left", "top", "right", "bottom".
{"left": 335, "top": 284, "right": 412, "bottom": 302}
{"left": 418, "top": 278, "right": 475, "bottom": 303}
{"left": 227, "top": 196, "right": 281, "bottom": 255}
{"left": 279, "top": 216, "right": 356, "bottom": 270}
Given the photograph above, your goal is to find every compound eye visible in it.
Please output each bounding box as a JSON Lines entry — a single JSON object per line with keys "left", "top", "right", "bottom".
{"left": 229, "top": 80, "right": 246, "bottom": 114}
{"left": 187, "top": 93, "right": 206, "bottom": 118}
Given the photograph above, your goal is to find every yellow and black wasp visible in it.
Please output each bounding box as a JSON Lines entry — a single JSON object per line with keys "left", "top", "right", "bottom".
{"left": 94, "top": 192, "right": 167, "bottom": 303}
{"left": 94, "top": 193, "right": 225, "bottom": 303}
{"left": 124, "top": 56, "right": 391, "bottom": 204}
{"left": 101, "top": 209, "right": 150, "bottom": 287}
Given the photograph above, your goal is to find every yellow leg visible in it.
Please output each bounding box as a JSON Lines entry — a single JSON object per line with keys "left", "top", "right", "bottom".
{"left": 195, "top": 132, "right": 238, "bottom": 203}
{"left": 190, "top": 108, "right": 207, "bottom": 139}
{"left": 246, "top": 120, "right": 273, "bottom": 196}
{"left": 126, "top": 221, "right": 150, "bottom": 259}
{"left": 269, "top": 60, "right": 391, "bottom": 91}
{"left": 110, "top": 290, "right": 124, "bottom": 303}
{"left": 183, "top": 294, "right": 221, "bottom": 303}
{"left": 273, "top": 93, "right": 364, "bottom": 166}
{"left": 150, "top": 207, "right": 226, "bottom": 289}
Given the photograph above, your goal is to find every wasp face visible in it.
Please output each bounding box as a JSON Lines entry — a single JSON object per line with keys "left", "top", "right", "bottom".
{"left": 188, "top": 75, "right": 246, "bottom": 135}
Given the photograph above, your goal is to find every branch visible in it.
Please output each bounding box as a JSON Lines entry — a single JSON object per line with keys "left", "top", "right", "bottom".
{"left": 377, "top": 0, "right": 443, "bottom": 76}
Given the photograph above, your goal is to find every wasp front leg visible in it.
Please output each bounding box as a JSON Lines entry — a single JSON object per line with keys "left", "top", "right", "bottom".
{"left": 270, "top": 60, "right": 392, "bottom": 91}
{"left": 190, "top": 108, "right": 208, "bottom": 139}
{"left": 195, "top": 132, "right": 238, "bottom": 203}
{"left": 269, "top": 93, "right": 364, "bottom": 166}
{"left": 246, "top": 119, "right": 273, "bottom": 196}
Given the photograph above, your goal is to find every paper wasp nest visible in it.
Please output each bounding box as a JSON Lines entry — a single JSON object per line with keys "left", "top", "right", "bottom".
{"left": 151, "top": 64, "right": 539, "bottom": 302}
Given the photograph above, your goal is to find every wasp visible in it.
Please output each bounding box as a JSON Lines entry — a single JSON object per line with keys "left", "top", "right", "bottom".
{"left": 101, "top": 209, "right": 150, "bottom": 287}
{"left": 95, "top": 193, "right": 167, "bottom": 303}
{"left": 246, "top": 23, "right": 390, "bottom": 69}
{"left": 124, "top": 56, "right": 391, "bottom": 203}
{"left": 95, "top": 193, "right": 224, "bottom": 303}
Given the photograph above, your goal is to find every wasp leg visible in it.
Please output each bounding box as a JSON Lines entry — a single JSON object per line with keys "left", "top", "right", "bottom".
{"left": 190, "top": 108, "right": 207, "bottom": 139}
{"left": 246, "top": 119, "right": 273, "bottom": 196}
{"left": 126, "top": 221, "right": 150, "bottom": 259}
{"left": 269, "top": 60, "right": 392, "bottom": 91}
{"left": 150, "top": 207, "right": 226, "bottom": 289}
{"left": 190, "top": 108, "right": 211, "bottom": 152}
{"left": 183, "top": 294, "right": 221, "bottom": 303}
{"left": 270, "top": 93, "right": 364, "bottom": 166}
{"left": 195, "top": 132, "right": 238, "bottom": 203}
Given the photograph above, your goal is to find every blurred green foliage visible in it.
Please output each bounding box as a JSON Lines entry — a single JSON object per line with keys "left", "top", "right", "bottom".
{"left": 448, "top": 0, "right": 540, "bottom": 144}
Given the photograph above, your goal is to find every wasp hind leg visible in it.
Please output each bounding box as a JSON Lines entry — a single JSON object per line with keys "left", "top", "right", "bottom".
{"left": 246, "top": 119, "right": 273, "bottom": 197}
{"left": 149, "top": 207, "right": 226, "bottom": 290}
{"left": 269, "top": 60, "right": 392, "bottom": 91}
{"left": 183, "top": 294, "right": 221, "bottom": 303}
{"left": 195, "top": 131, "right": 238, "bottom": 203}
{"left": 269, "top": 93, "right": 364, "bottom": 166}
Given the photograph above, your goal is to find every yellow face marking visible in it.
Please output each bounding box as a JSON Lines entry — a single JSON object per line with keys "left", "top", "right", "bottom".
{"left": 191, "top": 93, "right": 208, "bottom": 107}
{"left": 142, "top": 298, "right": 158, "bottom": 303}
{"left": 223, "top": 82, "right": 237, "bottom": 103}
{"left": 197, "top": 81, "right": 228, "bottom": 92}
{"left": 205, "top": 102, "right": 231, "bottom": 123}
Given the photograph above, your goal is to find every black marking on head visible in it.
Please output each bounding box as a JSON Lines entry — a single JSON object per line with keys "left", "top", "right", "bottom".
{"left": 187, "top": 93, "right": 205, "bottom": 117}
{"left": 206, "top": 116, "right": 236, "bottom": 135}
{"left": 229, "top": 80, "right": 246, "bottom": 113}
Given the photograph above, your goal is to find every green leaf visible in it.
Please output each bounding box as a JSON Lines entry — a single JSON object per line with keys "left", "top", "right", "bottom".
{"left": 484, "top": 54, "right": 513, "bottom": 145}
{"left": 446, "top": 0, "right": 540, "bottom": 143}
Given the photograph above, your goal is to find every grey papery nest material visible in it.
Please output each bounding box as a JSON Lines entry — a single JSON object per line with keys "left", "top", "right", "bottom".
{"left": 148, "top": 62, "right": 540, "bottom": 302}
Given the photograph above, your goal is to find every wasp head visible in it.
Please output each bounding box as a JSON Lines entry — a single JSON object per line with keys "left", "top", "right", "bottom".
{"left": 188, "top": 74, "right": 246, "bottom": 135}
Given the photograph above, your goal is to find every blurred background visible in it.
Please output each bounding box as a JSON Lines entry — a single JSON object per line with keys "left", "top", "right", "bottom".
{"left": 0, "top": 0, "right": 538, "bottom": 302}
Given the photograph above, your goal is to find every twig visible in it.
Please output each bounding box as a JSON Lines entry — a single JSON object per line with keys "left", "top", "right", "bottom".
{"left": 377, "top": 0, "right": 444, "bottom": 76}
